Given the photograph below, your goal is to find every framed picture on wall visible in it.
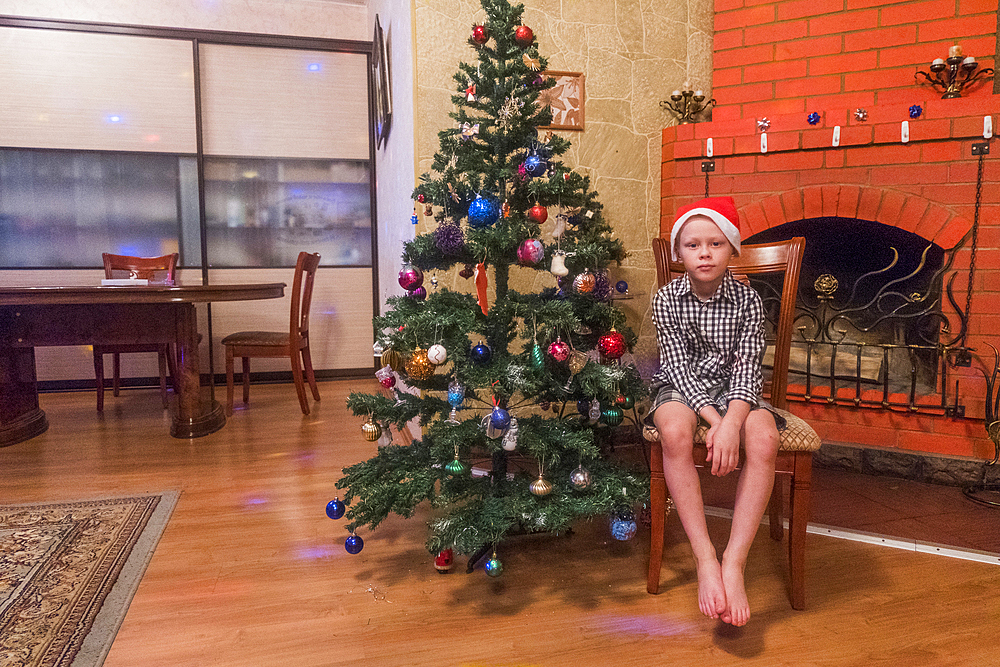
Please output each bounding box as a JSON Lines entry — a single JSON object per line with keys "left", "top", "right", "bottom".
{"left": 538, "top": 71, "right": 584, "bottom": 131}
{"left": 372, "top": 16, "right": 392, "bottom": 148}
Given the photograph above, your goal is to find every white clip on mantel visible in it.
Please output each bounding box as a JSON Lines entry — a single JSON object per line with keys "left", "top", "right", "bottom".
{"left": 760, "top": 132, "right": 768, "bottom": 154}
{"left": 832, "top": 126, "right": 841, "bottom": 147}
{"left": 901, "top": 120, "right": 910, "bottom": 144}
{"left": 706, "top": 138, "right": 714, "bottom": 157}
{"left": 985, "top": 116, "right": 994, "bottom": 139}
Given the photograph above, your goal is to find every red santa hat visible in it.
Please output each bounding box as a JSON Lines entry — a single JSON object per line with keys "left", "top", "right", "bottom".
{"left": 669, "top": 196, "right": 742, "bottom": 261}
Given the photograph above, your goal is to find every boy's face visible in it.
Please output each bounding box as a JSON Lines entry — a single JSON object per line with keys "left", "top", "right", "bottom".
{"left": 676, "top": 214, "right": 734, "bottom": 296}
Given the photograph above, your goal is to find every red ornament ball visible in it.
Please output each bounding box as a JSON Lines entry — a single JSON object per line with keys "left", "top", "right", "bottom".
{"left": 417, "top": 194, "right": 425, "bottom": 203}
{"left": 472, "top": 24, "right": 489, "bottom": 45}
{"left": 598, "top": 330, "right": 627, "bottom": 360}
{"left": 514, "top": 25, "right": 534, "bottom": 47}
{"left": 528, "top": 204, "right": 548, "bottom": 224}
{"left": 548, "top": 339, "right": 570, "bottom": 362}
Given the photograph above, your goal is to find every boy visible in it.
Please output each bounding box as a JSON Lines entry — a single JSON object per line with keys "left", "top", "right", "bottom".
{"left": 650, "top": 196, "right": 781, "bottom": 627}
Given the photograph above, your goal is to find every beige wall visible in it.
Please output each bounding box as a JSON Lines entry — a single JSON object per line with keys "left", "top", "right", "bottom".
{"left": 413, "top": 0, "right": 710, "bottom": 377}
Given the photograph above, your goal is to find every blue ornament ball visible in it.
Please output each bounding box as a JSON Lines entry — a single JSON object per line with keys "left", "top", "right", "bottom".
{"left": 485, "top": 556, "right": 504, "bottom": 577}
{"left": 615, "top": 280, "right": 629, "bottom": 294}
{"left": 345, "top": 533, "right": 365, "bottom": 554}
{"left": 467, "top": 195, "right": 501, "bottom": 229}
{"left": 490, "top": 406, "right": 511, "bottom": 430}
{"left": 325, "top": 498, "right": 345, "bottom": 520}
{"left": 522, "top": 153, "right": 548, "bottom": 177}
{"left": 610, "top": 510, "right": 637, "bottom": 541}
{"left": 471, "top": 342, "right": 492, "bottom": 365}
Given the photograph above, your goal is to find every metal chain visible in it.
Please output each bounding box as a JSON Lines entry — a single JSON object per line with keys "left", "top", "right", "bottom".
{"left": 704, "top": 168, "right": 710, "bottom": 198}
{"left": 962, "top": 151, "right": 985, "bottom": 336}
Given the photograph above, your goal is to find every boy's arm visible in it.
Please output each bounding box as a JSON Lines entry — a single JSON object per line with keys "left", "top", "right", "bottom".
{"left": 725, "top": 289, "right": 766, "bottom": 407}
{"left": 652, "top": 289, "right": 715, "bottom": 412}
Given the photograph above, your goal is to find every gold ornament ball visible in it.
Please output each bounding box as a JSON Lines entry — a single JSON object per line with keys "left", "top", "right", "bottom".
{"left": 405, "top": 348, "right": 435, "bottom": 380}
{"left": 381, "top": 348, "right": 404, "bottom": 372}
{"left": 573, "top": 271, "right": 596, "bottom": 294}
{"left": 529, "top": 476, "right": 553, "bottom": 496}
{"left": 362, "top": 419, "right": 382, "bottom": 442}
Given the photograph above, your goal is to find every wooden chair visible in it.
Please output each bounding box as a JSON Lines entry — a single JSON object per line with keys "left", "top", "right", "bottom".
{"left": 647, "top": 236, "right": 822, "bottom": 610}
{"left": 94, "top": 253, "right": 178, "bottom": 412}
{"left": 222, "top": 251, "right": 321, "bottom": 416}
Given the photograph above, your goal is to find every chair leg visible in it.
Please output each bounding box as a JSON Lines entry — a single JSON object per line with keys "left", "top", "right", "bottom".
{"left": 112, "top": 352, "right": 121, "bottom": 396}
{"left": 647, "top": 442, "right": 666, "bottom": 594}
{"left": 225, "top": 346, "right": 235, "bottom": 416}
{"left": 769, "top": 472, "right": 784, "bottom": 541}
{"left": 290, "top": 351, "right": 310, "bottom": 415}
{"left": 94, "top": 350, "right": 105, "bottom": 412}
{"left": 241, "top": 357, "right": 251, "bottom": 405}
{"left": 302, "top": 346, "right": 320, "bottom": 401}
{"left": 157, "top": 346, "right": 169, "bottom": 409}
{"left": 788, "top": 453, "right": 813, "bottom": 611}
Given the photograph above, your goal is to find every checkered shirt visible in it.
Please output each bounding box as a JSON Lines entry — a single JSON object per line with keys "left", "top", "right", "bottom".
{"left": 650, "top": 271, "right": 765, "bottom": 413}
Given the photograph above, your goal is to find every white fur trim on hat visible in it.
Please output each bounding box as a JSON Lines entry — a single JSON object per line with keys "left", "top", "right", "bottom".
{"left": 669, "top": 196, "right": 742, "bottom": 261}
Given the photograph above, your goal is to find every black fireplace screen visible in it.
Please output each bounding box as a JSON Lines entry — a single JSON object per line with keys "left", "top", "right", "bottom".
{"left": 746, "top": 217, "right": 972, "bottom": 416}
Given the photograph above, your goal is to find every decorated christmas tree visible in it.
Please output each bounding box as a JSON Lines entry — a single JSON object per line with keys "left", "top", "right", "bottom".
{"left": 331, "top": 0, "right": 649, "bottom": 573}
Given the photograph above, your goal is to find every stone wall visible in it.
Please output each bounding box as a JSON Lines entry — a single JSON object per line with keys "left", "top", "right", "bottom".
{"left": 413, "top": 0, "right": 713, "bottom": 377}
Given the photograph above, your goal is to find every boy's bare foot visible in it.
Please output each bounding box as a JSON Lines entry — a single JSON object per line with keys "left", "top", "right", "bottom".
{"left": 695, "top": 556, "right": 727, "bottom": 620}
{"left": 721, "top": 558, "right": 749, "bottom": 626}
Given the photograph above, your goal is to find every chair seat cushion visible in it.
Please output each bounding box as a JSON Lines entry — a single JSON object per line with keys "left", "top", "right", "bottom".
{"left": 221, "top": 331, "right": 289, "bottom": 347}
{"left": 692, "top": 407, "right": 821, "bottom": 453}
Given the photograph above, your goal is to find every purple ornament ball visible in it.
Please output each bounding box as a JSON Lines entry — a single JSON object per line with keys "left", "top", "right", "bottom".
{"left": 408, "top": 286, "right": 427, "bottom": 301}
{"left": 434, "top": 223, "right": 465, "bottom": 255}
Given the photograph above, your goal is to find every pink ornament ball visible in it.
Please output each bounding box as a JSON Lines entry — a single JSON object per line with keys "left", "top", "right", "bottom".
{"left": 398, "top": 264, "right": 424, "bottom": 291}
{"left": 548, "top": 339, "right": 570, "bottom": 362}
{"left": 518, "top": 239, "right": 545, "bottom": 265}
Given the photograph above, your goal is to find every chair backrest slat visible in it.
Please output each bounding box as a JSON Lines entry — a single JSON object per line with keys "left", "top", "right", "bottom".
{"left": 289, "top": 252, "right": 322, "bottom": 340}
{"left": 651, "top": 236, "right": 805, "bottom": 411}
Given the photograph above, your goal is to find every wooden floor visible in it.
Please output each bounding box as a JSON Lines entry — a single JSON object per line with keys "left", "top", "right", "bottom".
{"left": 3, "top": 379, "right": 999, "bottom": 666}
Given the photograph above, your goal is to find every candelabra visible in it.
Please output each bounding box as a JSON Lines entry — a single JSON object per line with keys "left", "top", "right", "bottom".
{"left": 915, "top": 44, "right": 994, "bottom": 99}
{"left": 660, "top": 84, "right": 716, "bottom": 124}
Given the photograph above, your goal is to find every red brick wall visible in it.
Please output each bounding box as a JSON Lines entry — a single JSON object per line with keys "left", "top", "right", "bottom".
{"left": 658, "top": 0, "right": 999, "bottom": 458}
{"left": 712, "top": 0, "right": 998, "bottom": 121}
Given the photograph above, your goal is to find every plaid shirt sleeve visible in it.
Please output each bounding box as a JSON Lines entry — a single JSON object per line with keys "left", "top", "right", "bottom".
{"left": 724, "top": 283, "right": 765, "bottom": 407}
{"left": 651, "top": 284, "right": 715, "bottom": 413}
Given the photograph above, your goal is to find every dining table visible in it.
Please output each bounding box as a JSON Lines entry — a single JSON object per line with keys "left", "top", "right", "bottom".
{"left": 0, "top": 282, "right": 285, "bottom": 447}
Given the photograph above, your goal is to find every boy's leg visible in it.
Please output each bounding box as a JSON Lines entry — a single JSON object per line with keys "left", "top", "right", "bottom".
{"left": 721, "top": 408, "right": 779, "bottom": 626}
{"left": 653, "top": 401, "right": 726, "bottom": 620}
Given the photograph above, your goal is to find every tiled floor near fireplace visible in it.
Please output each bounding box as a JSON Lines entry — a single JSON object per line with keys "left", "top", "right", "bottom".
{"left": 701, "top": 464, "right": 1000, "bottom": 555}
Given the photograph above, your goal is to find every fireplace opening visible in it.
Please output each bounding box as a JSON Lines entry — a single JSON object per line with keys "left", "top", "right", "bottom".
{"left": 745, "top": 217, "right": 950, "bottom": 400}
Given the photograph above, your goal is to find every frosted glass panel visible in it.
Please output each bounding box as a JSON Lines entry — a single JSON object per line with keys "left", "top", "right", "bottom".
{"left": 0, "top": 27, "right": 196, "bottom": 153}
{"left": 0, "top": 149, "right": 198, "bottom": 267}
{"left": 204, "top": 157, "right": 371, "bottom": 267}
{"left": 199, "top": 45, "right": 369, "bottom": 159}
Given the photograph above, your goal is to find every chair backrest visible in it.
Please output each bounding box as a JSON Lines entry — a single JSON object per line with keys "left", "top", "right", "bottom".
{"left": 290, "top": 252, "right": 321, "bottom": 341}
{"left": 652, "top": 236, "right": 805, "bottom": 411}
{"left": 103, "top": 253, "right": 178, "bottom": 283}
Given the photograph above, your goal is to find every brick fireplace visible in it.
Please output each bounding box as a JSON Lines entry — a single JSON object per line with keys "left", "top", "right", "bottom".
{"left": 659, "top": 0, "right": 998, "bottom": 460}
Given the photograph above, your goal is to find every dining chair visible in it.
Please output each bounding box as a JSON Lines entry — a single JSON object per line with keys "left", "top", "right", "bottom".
{"left": 222, "top": 251, "right": 321, "bottom": 416}
{"left": 647, "top": 236, "right": 822, "bottom": 610}
{"left": 93, "top": 252, "right": 178, "bottom": 412}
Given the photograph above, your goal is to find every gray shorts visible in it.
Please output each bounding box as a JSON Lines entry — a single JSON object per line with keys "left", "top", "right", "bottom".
{"left": 650, "top": 384, "right": 786, "bottom": 431}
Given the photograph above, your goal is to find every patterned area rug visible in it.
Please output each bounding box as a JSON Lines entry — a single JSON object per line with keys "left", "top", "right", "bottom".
{"left": 0, "top": 492, "right": 179, "bottom": 667}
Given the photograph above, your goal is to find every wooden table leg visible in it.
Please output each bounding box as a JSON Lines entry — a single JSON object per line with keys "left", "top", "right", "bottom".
{"left": 170, "top": 303, "right": 225, "bottom": 439}
{"left": 0, "top": 344, "right": 48, "bottom": 447}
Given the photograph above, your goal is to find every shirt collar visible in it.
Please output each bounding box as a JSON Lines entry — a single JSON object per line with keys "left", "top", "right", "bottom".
{"left": 679, "top": 270, "right": 737, "bottom": 303}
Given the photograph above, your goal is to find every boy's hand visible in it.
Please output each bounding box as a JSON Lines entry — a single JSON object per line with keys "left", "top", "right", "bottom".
{"left": 706, "top": 420, "right": 740, "bottom": 476}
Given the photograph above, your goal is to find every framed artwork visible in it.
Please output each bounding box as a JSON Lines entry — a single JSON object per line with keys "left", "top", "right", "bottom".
{"left": 538, "top": 71, "right": 585, "bottom": 131}
{"left": 372, "top": 16, "right": 392, "bottom": 148}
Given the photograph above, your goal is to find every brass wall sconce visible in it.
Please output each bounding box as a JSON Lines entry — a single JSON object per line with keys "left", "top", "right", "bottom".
{"left": 660, "top": 84, "right": 716, "bottom": 124}
{"left": 915, "top": 44, "right": 994, "bottom": 99}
